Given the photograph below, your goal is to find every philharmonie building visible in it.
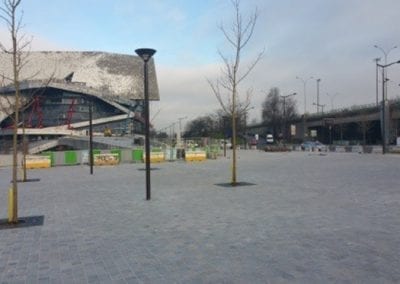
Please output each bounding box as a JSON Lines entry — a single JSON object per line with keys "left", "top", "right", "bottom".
{"left": 0, "top": 51, "right": 159, "bottom": 152}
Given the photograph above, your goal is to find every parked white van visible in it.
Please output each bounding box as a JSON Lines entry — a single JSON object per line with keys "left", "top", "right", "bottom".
{"left": 266, "top": 134, "right": 274, "bottom": 144}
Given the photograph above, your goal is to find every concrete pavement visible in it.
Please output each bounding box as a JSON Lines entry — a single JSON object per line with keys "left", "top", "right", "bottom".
{"left": 0, "top": 151, "right": 399, "bottom": 283}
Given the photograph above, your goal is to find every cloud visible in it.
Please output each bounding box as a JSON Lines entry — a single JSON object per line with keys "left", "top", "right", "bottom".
{"left": 0, "top": 27, "right": 73, "bottom": 51}
{"left": 2, "top": 0, "right": 400, "bottom": 131}
{"left": 153, "top": 63, "right": 222, "bottom": 129}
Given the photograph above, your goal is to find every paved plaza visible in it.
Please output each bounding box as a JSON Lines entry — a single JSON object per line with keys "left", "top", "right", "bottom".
{"left": 0, "top": 151, "right": 399, "bottom": 283}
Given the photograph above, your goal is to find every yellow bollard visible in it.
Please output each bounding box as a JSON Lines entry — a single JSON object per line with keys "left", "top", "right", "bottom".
{"left": 8, "top": 187, "right": 14, "bottom": 223}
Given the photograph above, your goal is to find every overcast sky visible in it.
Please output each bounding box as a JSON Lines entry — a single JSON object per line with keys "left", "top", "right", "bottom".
{"left": 1, "top": 0, "right": 400, "bottom": 131}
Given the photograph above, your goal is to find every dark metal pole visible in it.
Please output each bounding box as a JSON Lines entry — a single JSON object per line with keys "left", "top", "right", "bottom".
{"left": 143, "top": 60, "right": 151, "bottom": 200}
{"left": 283, "top": 97, "right": 286, "bottom": 143}
{"left": 89, "top": 101, "right": 94, "bottom": 174}
{"left": 135, "top": 48, "right": 156, "bottom": 200}
{"left": 375, "top": 58, "right": 380, "bottom": 106}
{"left": 381, "top": 67, "right": 386, "bottom": 154}
{"left": 316, "top": 79, "right": 321, "bottom": 114}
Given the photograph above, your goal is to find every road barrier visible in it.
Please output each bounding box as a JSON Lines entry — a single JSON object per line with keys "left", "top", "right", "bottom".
{"left": 24, "top": 155, "right": 51, "bottom": 169}
{"left": 185, "top": 151, "right": 207, "bottom": 162}
{"left": 93, "top": 153, "right": 119, "bottom": 166}
{"left": 143, "top": 152, "right": 165, "bottom": 163}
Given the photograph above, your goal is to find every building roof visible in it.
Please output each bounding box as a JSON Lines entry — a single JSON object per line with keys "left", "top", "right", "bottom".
{"left": 0, "top": 51, "right": 159, "bottom": 100}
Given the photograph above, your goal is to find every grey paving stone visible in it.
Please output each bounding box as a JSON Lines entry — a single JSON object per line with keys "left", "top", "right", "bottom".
{"left": 0, "top": 151, "right": 399, "bottom": 283}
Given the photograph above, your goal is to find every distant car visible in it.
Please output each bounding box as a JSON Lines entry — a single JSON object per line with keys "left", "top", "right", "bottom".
{"left": 220, "top": 140, "right": 232, "bottom": 149}
{"left": 301, "top": 141, "right": 327, "bottom": 152}
{"left": 266, "top": 134, "right": 274, "bottom": 144}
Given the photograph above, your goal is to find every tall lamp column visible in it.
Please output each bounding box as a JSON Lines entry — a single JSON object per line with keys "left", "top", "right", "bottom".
{"left": 377, "top": 59, "right": 400, "bottom": 154}
{"left": 280, "top": 93, "right": 297, "bottom": 143}
{"left": 316, "top": 78, "right": 321, "bottom": 114}
{"left": 374, "top": 58, "right": 381, "bottom": 106}
{"left": 374, "top": 45, "right": 397, "bottom": 102}
{"left": 296, "top": 76, "right": 313, "bottom": 139}
{"left": 135, "top": 48, "right": 156, "bottom": 200}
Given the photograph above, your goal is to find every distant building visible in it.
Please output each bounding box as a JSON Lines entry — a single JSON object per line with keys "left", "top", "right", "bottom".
{"left": 0, "top": 51, "right": 159, "bottom": 141}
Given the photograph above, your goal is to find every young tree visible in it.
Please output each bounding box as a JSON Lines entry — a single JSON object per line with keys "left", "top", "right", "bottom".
{"left": 208, "top": 0, "right": 263, "bottom": 185}
{"left": 0, "top": 0, "right": 29, "bottom": 223}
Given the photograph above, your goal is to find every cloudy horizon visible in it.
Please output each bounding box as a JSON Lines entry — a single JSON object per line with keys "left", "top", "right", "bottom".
{"left": 1, "top": 0, "right": 399, "bottom": 131}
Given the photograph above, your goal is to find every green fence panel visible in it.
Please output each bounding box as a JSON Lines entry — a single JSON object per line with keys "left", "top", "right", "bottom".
{"left": 41, "top": 151, "right": 55, "bottom": 166}
{"left": 132, "top": 149, "right": 143, "bottom": 163}
{"left": 64, "top": 151, "right": 78, "bottom": 165}
{"left": 110, "top": 149, "right": 121, "bottom": 163}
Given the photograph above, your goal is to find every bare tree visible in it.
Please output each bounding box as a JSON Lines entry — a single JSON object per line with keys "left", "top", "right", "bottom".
{"left": 0, "top": 0, "right": 30, "bottom": 223}
{"left": 207, "top": 0, "right": 264, "bottom": 185}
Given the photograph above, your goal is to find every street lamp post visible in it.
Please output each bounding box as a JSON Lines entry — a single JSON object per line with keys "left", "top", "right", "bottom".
{"left": 135, "top": 48, "right": 156, "bottom": 200}
{"left": 177, "top": 116, "right": 187, "bottom": 148}
{"left": 374, "top": 45, "right": 397, "bottom": 100}
{"left": 296, "top": 76, "right": 313, "bottom": 139}
{"left": 313, "top": 103, "right": 325, "bottom": 114}
{"left": 374, "top": 58, "right": 381, "bottom": 106}
{"left": 326, "top": 93, "right": 339, "bottom": 111}
{"left": 243, "top": 106, "right": 254, "bottom": 149}
{"left": 316, "top": 79, "right": 321, "bottom": 114}
{"left": 377, "top": 59, "right": 400, "bottom": 154}
{"left": 280, "top": 93, "right": 297, "bottom": 143}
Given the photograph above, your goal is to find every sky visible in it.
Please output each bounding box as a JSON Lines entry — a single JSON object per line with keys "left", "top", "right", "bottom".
{"left": 1, "top": 0, "right": 400, "bottom": 131}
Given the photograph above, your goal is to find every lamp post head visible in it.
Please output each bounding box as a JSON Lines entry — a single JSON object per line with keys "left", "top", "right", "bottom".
{"left": 135, "top": 48, "right": 157, "bottom": 62}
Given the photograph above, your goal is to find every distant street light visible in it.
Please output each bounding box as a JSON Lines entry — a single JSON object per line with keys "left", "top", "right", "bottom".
{"left": 296, "top": 76, "right": 313, "bottom": 114}
{"left": 296, "top": 76, "right": 313, "bottom": 140}
{"left": 326, "top": 93, "right": 339, "bottom": 111}
{"left": 244, "top": 106, "right": 255, "bottom": 149}
{"left": 374, "top": 45, "right": 397, "bottom": 101}
{"left": 374, "top": 58, "right": 381, "bottom": 106}
{"left": 135, "top": 48, "right": 156, "bottom": 200}
{"left": 316, "top": 78, "right": 321, "bottom": 113}
{"left": 177, "top": 116, "right": 187, "bottom": 148}
{"left": 374, "top": 45, "right": 397, "bottom": 65}
{"left": 280, "top": 92, "right": 297, "bottom": 143}
{"left": 377, "top": 59, "right": 400, "bottom": 154}
{"left": 313, "top": 102, "right": 325, "bottom": 114}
